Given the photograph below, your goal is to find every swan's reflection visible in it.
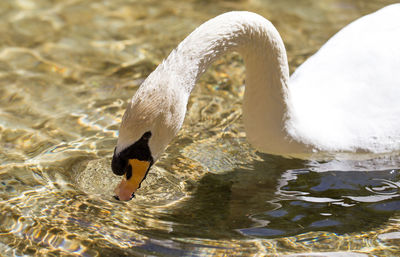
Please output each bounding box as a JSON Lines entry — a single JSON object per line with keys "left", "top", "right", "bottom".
{"left": 160, "top": 154, "right": 400, "bottom": 239}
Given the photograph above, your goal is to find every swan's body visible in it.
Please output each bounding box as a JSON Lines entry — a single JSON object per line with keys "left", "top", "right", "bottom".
{"left": 112, "top": 5, "right": 400, "bottom": 200}
{"left": 289, "top": 5, "right": 400, "bottom": 153}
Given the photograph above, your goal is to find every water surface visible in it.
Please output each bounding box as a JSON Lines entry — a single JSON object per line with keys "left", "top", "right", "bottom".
{"left": 1, "top": 0, "right": 399, "bottom": 256}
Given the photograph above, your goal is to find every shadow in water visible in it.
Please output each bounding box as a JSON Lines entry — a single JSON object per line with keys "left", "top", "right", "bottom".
{"left": 153, "top": 154, "right": 400, "bottom": 239}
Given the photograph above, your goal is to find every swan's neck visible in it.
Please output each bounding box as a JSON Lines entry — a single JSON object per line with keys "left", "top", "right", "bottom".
{"left": 160, "top": 12, "right": 307, "bottom": 154}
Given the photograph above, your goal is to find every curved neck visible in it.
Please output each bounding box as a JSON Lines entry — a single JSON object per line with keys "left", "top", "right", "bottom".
{"left": 160, "top": 12, "right": 307, "bottom": 154}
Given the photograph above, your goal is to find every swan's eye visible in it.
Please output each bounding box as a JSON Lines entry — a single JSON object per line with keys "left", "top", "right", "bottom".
{"left": 142, "top": 131, "right": 152, "bottom": 140}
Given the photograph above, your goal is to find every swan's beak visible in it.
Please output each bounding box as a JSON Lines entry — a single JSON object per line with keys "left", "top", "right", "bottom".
{"left": 114, "top": 159, "right": 150, "bottom": 201}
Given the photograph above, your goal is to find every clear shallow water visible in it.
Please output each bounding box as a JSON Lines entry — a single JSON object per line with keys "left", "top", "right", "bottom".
{"left": 1, "top": 0, "right": 400, "bottom": 256}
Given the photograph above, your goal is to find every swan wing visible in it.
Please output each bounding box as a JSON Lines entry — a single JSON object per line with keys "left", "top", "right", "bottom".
{"left": 288, "top": 4, "right": 400, "bottom": 153}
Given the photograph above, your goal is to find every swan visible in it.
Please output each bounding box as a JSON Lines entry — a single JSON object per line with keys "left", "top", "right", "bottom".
{"left": 111, "top": 5, "right": 400, "bottom": 200}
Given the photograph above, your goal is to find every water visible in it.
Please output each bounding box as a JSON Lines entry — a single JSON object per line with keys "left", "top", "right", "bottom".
{"left": 1, "top": 0, "right": 399, "bottom": 256}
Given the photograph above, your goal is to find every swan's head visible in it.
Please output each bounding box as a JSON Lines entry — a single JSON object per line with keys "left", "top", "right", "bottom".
{"left": 111, "top": 69, "right": 189, "bottom": 200}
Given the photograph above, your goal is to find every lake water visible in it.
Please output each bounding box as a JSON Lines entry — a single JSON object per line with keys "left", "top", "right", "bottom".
{"left": 0, "top": 0, "right": 399, "bottom": 256}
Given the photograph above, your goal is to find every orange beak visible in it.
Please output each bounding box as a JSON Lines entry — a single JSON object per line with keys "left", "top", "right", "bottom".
{"left": 114, "top": 159, "right": 150, "bottom": 201}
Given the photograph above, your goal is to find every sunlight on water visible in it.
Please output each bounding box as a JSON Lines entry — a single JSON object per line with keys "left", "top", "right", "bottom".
{"left": 0, "top": 0, "right": 399, "bottom": 256}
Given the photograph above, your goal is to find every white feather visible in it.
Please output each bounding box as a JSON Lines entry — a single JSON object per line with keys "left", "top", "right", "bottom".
{"left": 117, "top": 4, "right": 400, "bottom": 160}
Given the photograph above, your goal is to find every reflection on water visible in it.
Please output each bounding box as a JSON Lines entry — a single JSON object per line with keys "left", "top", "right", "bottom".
{"left": 1, "top": 0, "right": 399, "bottom": 256}
{"left": 148, "top": 156, "right": 400, "bottom": 240}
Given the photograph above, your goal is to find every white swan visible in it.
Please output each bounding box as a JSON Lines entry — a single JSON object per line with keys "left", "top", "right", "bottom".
{"left": 112, "top": 5, "right": 400, "bottom": 200}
